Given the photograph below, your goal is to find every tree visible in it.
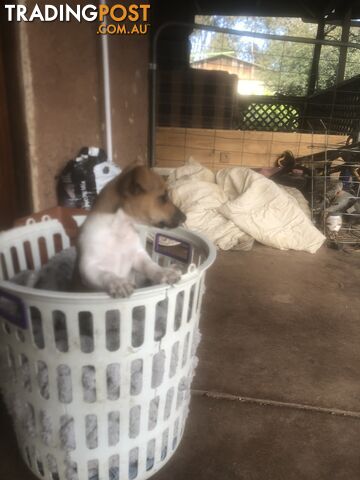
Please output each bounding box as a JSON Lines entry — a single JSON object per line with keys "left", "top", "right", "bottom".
{"left": 190, "top": 15, "right": 360, "bottom": 95}
{"left": 190, "top": 15, "right": 258, "bottom": 62}
{"left": 345, "top": 26, "right": 360, "bottom": 81}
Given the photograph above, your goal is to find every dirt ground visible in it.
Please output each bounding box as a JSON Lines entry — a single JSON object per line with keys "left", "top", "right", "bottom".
{"left": 1, "top": 244, "right": 360, "bottom": 479}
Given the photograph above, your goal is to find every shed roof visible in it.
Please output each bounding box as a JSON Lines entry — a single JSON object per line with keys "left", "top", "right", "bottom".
{"left": 191, "top": 53, "right": 262, "bottom": 69}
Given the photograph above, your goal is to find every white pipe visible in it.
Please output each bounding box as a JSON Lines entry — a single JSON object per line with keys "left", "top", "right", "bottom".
{"left": 100, "top": 0, "right": 114, "bottom": 163}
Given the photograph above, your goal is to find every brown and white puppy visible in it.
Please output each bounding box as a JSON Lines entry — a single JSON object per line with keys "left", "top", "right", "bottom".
{"left": 75, "top": 165, "right": 186, "bottom": 297}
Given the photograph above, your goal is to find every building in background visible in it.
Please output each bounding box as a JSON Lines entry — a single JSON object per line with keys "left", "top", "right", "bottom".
{"left": 191, "top": 53, "right": 265, "bottom": 95}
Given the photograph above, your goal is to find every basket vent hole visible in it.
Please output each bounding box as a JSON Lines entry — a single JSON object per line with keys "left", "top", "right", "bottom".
{"left": 88, "top": 460, "right": 98, "bottom": 480}
{"left": 173, "top": 418, "right": 180, "bottom": 450}
{"left": 60, "top": 415, "right": 76, "bottom": 450}
{"left": 65, "top": 461, "right": 78, "bottom": 480}
{"left": 182, "top": 332, "right": 190, "bottom": 367}
{"left": 7, "top": 346, "right": 16, "bottom": 375}
{"left": 108, "top": 411, "right": 120, "bottom": 446}
{"left": 39, "top": 410, "right": 52, "bottom": 446}
{"left": 53, "top": 311, "right": 68, "bottom": 352}
{"left": 129, "top": 405, "right": 141, "bottom": 439}
{"left": 191, "top": 328, "right": 201, "bottom": 357}
{"left": 169, "top": 341, "right": 179, "bottom": 378}
{"left": 132, "top": 306, "right": 145, "bottom": 347}
{"left": 176, "top": 378, "right": 187, "bottom": 410}
{"left": 130, "top": 359, "right": 143, "bottom": 396}
{"left": 106, "top": 310, "right": 120, "bottom": 351}
{"left": 151, "top": 350, "right": 165, "bottom": 388}
{"left": 86, "top": 415, "right": 98, "bottom": 449}
{"left": 146, "top": 439, "right": 156, "bottom": 471}
{"left": 30, "top": 307, "right": 45, "bottom": 349}
{"left": 10, "top": 247, "right": 20, "bottom": 274}
{"left": 20, "top": 354, "right": 31, "bottom": 392}
{"left": 53, "top": 233, "right": 63, "bottom": 254}
{"left": 161, "top": 429, "right": 169, "bottom": 460}
{"left": 16, "top": 329, "right": 25, "bottom": 342}
{"left": 164, "top": 387, "right": 175, "bottom": 421}
{"left": 57, "top": 365, "right": 72, "bottom": 403}
{"left": 159, "top": 255, "right": 167, "bottom": 267}
{"left": 47, "top": 455, "right": 59, "bottom": 480}
{"left": 187, "top": 285, "right": 196, "bottom": 322}
{"left": 3, "top": 321, "right": 11, "bottom": 335}
{"left": 145, "top": 238, "right": 153, "bottom": 256}
{"left": 23, "top": 241, "right": 34, "bottom": 270}
{"left": 79, "top": 312, "right": 94, "bottom": 353}
{"left": 109, "top": 455, "right": 120, "bottom": 480}
{"left": 25, "top": 447, "right": 32, "bottom": 467}
{"left": 107, "top": 363, "right": 120, "bottom": 400}
{"left": 0, "top": 253, "right": 9, "bottom": 280}
{"left": 37, "top": 361, "right": 49, "bottom": 399}
{"left": 148, "top": 396, "right": 160, "bottom": 431}
{"left": 36, "top": 458, "right": 45, "bottom": 476}
{"left": 155, "top": 299, "right": 168, "bottom": 341}
{"left": 24, "top": 403, "right": 36, "bottom": 437}
{"left": 174, "top": 291, "right": 184, "bottom": 331}
{"left": 82, "top": 366, "right": 96, "bottom": 403}
{"left": 38, "top": 237, "right": 49, "bottom": 265}
{"left": 196, "top": 279, "right": 203, "bottom": 312}
{"left": 129, "top": 448, "right": 139, "bottom": 480}
{"left": 197, "top": 253, "right": 203, "bottom": 267}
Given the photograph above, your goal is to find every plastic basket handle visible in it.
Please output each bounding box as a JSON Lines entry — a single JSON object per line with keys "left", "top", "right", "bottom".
{"left": 0, "top": 288, "right": 28, "bottom": 329}
{"left": 154, "top": 233, "right": 193, "bottom": 264}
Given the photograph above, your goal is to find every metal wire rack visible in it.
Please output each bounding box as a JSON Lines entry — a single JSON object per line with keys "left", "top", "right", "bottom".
{"left": 294, "top": 132, "right": 360, "bottom": 248}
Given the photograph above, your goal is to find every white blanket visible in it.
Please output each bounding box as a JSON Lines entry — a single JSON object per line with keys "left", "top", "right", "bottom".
{"left": 167, "top": 162, "right": 325, "bottom": 253}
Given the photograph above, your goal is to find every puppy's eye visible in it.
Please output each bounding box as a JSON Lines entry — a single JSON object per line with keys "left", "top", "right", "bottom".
{"left": 158, "top": 194, "right": 168, "bottom": 204}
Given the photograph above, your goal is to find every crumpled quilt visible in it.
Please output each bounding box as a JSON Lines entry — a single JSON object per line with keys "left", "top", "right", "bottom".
{"left": 167, "top": 161, "right": 325, "bottom": 253}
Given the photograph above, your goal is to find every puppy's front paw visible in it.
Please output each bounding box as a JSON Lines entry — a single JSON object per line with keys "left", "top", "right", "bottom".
{"left": 107, "top": 278, "right": 135, "bottom": 298}
{"left": 155, "top": 266, "right": 182, "bottom": 286}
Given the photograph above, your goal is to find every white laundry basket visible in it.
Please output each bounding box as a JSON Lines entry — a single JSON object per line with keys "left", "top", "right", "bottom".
{"left": 0, "top": 217, "right": 216, "bottom": 480}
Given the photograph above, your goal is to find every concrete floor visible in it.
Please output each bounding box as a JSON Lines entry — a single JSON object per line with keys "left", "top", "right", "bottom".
{"left": 1, "top": 245, "right": 360, "bottom": 479}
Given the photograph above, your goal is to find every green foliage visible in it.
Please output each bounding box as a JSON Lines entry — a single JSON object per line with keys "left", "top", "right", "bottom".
{"left": 191, "top": 16, "right": 360, "bottom": 95}
{"left": 190, "top": 15, "right": 251, "bottom": 62}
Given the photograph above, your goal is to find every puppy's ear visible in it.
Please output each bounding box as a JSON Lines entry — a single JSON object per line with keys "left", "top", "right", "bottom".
{"left": 117, "top": 166, "right": 148, "bottom": 196}
{"left": 131, "top": 172, "right": 146, "bottom": 195}
{"left": 131, "top": 166, "right": 154, "bottom": 194}
{"left": 116, "top": 165, "right": 164, "bottom": 197}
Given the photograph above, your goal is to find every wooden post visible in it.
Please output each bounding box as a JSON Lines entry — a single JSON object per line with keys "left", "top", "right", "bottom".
{"left": 336, "top": 9, "right": 352, "bottom": 84}
{"left": 0, "top": 35, "right": 17, "bottom": 229}
{"left": 307, "top": 18, "right": 325, "bottom": 96}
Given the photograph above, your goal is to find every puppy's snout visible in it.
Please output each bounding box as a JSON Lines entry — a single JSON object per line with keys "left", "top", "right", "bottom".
{"left": 170, "top": 207, "right": 186, "bottom": 227}
{"left": 176, "top": 209, "right": 187, "bottom": 224}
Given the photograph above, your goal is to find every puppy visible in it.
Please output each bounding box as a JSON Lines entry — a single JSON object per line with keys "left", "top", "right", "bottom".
{"left": 75, "top": 165, "right": 186, "bottom": 297}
